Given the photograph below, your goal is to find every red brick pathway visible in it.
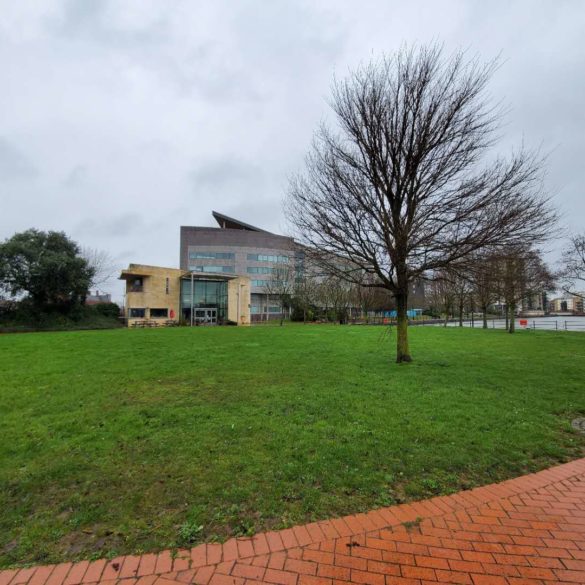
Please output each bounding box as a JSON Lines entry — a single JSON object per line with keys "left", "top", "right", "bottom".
{"left": 3, "top": 459, "right": 585, "bottom": 585}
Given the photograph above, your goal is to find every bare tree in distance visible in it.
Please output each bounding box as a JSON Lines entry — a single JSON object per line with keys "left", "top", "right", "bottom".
{"left": 426, "top": 272, "right": 457, "bottom": 327}
{"left": 317, "top": 273, "right": 355, "bottom": 324}
{"left": 466, "top": 253, "right": 501, "bottom": 329}
{"left": 496, "top": 247, "right": 555, "bottom": 333}
{"left": 292, "top": 268, "right": 317, "bottom": 323}
{"left": 560, "top": 234, "right": 585, "bottom": 299}
{"left": 286, "top": 44, "right": 557, "bottom": 363}
{"left": 450, "top": 271, "right": 473, "bottom": 327}
{"left": 262, "top": 263, "right": 295, "bottom": 326}
{"left": 82, "top": 247, "right": 117, "bottom": 289}
{"left": 354, "top": 273, "right": 384, "bottom": 321}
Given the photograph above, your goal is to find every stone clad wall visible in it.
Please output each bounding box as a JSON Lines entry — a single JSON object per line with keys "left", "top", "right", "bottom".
{"left": 122, "top": 264, "right": 251, "bottom": 327}
{"left": 227, "top": 277, "right": 251, "bottom": 325}
{"left": 124, "top": 265, "right": 184, "bottom": 326}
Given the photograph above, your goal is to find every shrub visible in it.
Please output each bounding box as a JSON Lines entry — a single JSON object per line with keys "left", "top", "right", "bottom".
{"left": 94, "top": 302, "right": 121, "bottom": 320}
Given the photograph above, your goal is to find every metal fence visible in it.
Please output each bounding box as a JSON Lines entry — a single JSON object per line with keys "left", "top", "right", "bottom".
{"left": 520, "top": 320, "right": 585, "bottom": 331}
{"left": 346, "top": 316, "right": 585, "bottom": 331}
{"left": 439, "top": 318, "right": 585, "bottom": 331}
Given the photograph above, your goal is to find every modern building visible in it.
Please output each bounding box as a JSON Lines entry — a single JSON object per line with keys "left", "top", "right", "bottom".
{"left": 119, "top": 264, "right": 251, "bottom": 327}
{"left": 121, "top": 211, "right": 424, "bottom": 326}
{"left": 180, "top": 211, "right": 302, "bottom": 321}
{"left": 548, "top": 293, "right": 584, "bottom": 315}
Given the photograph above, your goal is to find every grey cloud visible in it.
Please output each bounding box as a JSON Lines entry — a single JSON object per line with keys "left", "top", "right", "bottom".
{"left": 0, "top": 138, "right": 38, "bottom": 181}
{"left": 45, "top": 0, "right": 169, "bottom": 47}
{"left": 1, "top": 0, "right": 584, "bottom": 303}
{"left": 63, "top": 165, "right": 89, "bottom": 188}
{"left": 189, "top": 159, "right": 262, "bottom": 190}
{"left": 74, "top": 214, "right": 145, "bottom": 238}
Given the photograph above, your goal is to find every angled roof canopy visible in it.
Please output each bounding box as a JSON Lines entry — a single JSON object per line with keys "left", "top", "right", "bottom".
{"left": 212, "top": 210, "right": 268, "bottom": 233}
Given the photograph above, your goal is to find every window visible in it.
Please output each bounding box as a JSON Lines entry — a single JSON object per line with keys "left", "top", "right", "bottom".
{"left": 251, "top": 279, "right": 285, "bottom": 287}
{"left": 268, "top": 306, "right": 281, "bottom": 313}
{"left": 129, "top": 277, "right": 143, "bottom": 292}
{"left": 247, "top": 254, "right": 289, "bottom": 263}
{"left": 150, "top": 308, "right": 169, "bottom": 318}
{"left": 250, "top": 306, "right": 261, "bottom": 314}
{"left": 247, "top": 266, "right": 276, "bottom": 274}
{"left": 165, "top": 277, "right": 170, "bottom": 294}
{"left": 189, "top": 251, "right": 235, "bottom": 260}
{"left": 129, "top": 308, "right": 145, "bottom": 318}
{"left": 189, "top": 265, "right": 235, "bottom": 273}
{"left": 180, "top": 279, "right": 228, "bottom": 322}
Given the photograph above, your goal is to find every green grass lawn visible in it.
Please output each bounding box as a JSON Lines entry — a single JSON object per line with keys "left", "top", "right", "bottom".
{"left": 1, "top": 325, "right": 584, "bottom": 567}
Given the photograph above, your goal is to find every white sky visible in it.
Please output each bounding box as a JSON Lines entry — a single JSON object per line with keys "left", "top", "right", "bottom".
{"left": 1, "top": 1, "right": 584, "bottom": 302}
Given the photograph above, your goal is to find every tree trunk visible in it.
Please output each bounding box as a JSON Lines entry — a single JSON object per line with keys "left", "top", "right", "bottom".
{"left": 504, "top": 305, "right": 509, "bottom": 330}
{"left": 395, "top": 291, "right": 412, "bottom": 363}
{"left": 458, "top": 298, "right": 464, "bottom": 326}
{"left": 508, "top": 303, "right": 516, "bottom": 333}
{"left": 482, "top": 304, "right": 488, "bottom": 329}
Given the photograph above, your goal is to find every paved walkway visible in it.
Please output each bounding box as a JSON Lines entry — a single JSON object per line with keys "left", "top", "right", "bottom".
{"left": 3, "top": 460, "right": 585, "bottom": 585}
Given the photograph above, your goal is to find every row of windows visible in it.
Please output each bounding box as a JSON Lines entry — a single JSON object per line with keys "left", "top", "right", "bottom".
{"left": 247, "top": 254, "right": 289, "bottom": 263}
{"left": 251, "top": 279, "right": 285, "bottom": 287}
{"left": 129, "top": 308, "right": 169, "bottom": 319}
{"left": 250, "top": 305, "right": 283, "bottom": 314}
{"left": 247, "top": 266, "right": 280, "bottom": 274}
{"left": 189, "top": 251, "right": 235, "bottom": 260}
{"left": 188, "top": 251, "right": 291, "bottom": 263}
{"left": 189, "top": 265, "right": 235, "bottom": 273}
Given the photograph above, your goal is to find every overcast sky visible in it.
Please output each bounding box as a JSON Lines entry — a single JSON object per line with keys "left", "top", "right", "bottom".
{"left": 1, "top": 1, "right": 584, "bottom": 301}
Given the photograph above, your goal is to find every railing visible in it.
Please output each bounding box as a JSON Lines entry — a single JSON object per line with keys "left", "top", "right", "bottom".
{"left": 346, "top": 316, "right": 585, "bottom": 331}
{"left": 440, "top": 318, "right": 585, "bottom": 332}
{"left": 527, "top": 320, "right": 585, "bottom": 331}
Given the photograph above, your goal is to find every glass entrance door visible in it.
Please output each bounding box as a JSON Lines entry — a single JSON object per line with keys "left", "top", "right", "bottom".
{"left": 194, "top": 308, "right": 217, "bottom": 325}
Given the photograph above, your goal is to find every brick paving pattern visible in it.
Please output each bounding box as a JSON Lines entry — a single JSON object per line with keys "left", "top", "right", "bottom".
{"left": 3, "top": 459, "right": 585, "bottom": 585}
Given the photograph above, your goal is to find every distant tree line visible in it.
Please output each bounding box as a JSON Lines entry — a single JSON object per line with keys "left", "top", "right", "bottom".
{"left": 261, "top": 243, "right": 560, "bottom": 334}
{"left": 425, "top": 246, "right": 555, "bottom": 333}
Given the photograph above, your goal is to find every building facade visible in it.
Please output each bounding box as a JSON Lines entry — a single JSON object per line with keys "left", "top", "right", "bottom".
{"left": 119, "top": 264, "right": 251, "bottom": 327}
{"left": 548, "top": 293, "right": 584, "bottom": 315}
{"left": 180, "top": 211, "right": 302, "bottom": 321}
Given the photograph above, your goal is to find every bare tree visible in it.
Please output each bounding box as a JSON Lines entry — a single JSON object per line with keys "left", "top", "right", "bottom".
{"left": 451, "top": 272, "right": 473, "bottom": 327}
{"left": 286, "top": 45, "right": 556, "bottom": 362}
{"left": 560, "top": 234, "right": 585, "bottom": 299}
{"left": 262, "top": 263, "right": 295, "bottom": 326}
{"left": 292, "top": 263, "right": 319, "bottom": 322}
{"left": 354, "top": 273, "right": 383, "bottom": 321}
{"left": 467, "top": 253, "right": 501, "bottom": 328}
{"left": 81, "top": 247, "right": 117, "bottom": 288}
{"left": 426, "top": 272, "right": 457, "bottom": 326}
{"left": 312, "top": 273, "right": 355, "bottom": 323}
{"left": 326, "top": 275, "right": 354, "bottom": 324}
{"left": 495, "top": 247, "right": 555, "bottom": 333}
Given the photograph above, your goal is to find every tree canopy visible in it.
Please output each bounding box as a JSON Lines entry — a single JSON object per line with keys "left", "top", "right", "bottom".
{"left": 0, "top": 229, "right": 95, "bottom": 309}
